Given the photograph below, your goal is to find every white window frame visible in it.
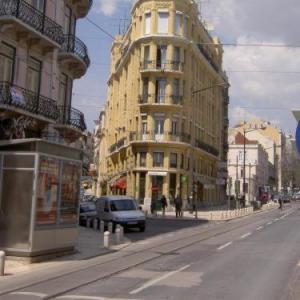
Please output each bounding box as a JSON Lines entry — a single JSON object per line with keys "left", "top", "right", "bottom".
{"left": 157, "top": 11, "right": 169, "bottom": 34}
{"left": 144, "top": 12, "right": 151, "bottom": 35}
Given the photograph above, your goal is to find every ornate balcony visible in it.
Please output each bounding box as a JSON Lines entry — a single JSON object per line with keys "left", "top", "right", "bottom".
{"left": 197, "top": 44, "right": 219, "bottom": 74}
{"left": 57, "top": 106, "right": 86, "bottom": 132}
{"left": 195, "top": 138, "right": 219, "bottom": 157}
{"left": 0, "top": 0, "right": 64, "bottom": 48}
{"left": 129, "top": 131, "right": 190, "bottom": 144}
{"left": 140, "top": 60, "right": 184, "bottom": 73}
{"left": 71, "top": 0, "right": 93, "bottom": 18}
{"left": 0, "top": 81, "right": 59, "bottom": 122}
{"left": 58, "top": 34, "right": 90, "bottom": 78}
{"left": 138, "top": 94, "right": 183, "bottom": 107}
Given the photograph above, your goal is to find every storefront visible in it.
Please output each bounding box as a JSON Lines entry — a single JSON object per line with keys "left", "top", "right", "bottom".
{"left": 0, "top": 139, "right": 82, "bottom": 258}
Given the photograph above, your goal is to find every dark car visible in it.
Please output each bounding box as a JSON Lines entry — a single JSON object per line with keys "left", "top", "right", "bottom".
{"left": 79, "top": 201, "right": 98, "bottom": 227}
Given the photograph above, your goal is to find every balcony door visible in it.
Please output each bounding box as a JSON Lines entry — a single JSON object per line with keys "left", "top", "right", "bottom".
{"left": 156, "top": 45, "right": 167, "bottom": 69}
{"left": 26, "top": 57, "right": 41, "bottom": 94}
{"left": 0, "top": 43, "right": 15, "bottom": 83}
{"left": 64, "top": 5, "right": 76, "bottom": 35}
{"left": 155, "top": 78, "right": 166, "bottom": 103}
{"left": 154, "top": 117, "right": 165, "bottom": 141}
{"left": 30, "top": 0, "right": 45, "bottom": 12}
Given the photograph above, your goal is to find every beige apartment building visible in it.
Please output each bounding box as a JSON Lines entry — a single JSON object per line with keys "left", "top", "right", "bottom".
{"left": 98, "top": 0, "right": 229, "bottom": 210}
{"left": 0, "top": 0, "right": 91, "bottom": 139}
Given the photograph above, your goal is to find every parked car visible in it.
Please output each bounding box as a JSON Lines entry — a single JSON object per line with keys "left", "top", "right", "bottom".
{"left": 79, "top": 201, "right": 98, "bottom": 226}
{"left": 281, "top": 194, "right": 291, "bottom": 203}
{"left": 95, "top": 196, "right": 146, "bottom": 232}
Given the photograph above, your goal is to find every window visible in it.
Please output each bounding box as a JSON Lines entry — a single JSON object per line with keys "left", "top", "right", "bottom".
{"left": 173, "top": 47, "right": 180, "bottom": 70}
{"left": 157, "top": 45, "right": 167, "bottom": 68}
{"left": 64, "top": 6, "right": 76, "bottom": 34}
{"left": 158, "top": 12, "right": 169, "bottom": 33}
{"left": 173, "top": 78, "right": 180, "bottom": 96}
{"left": 144, "top": 12, "right": 151, "bottom": 34}
{"left": 30, "top": 0, "right": 45, "bottom": 12}
{"left": 59, "top": 73, "right": 72, "bottom": 107}
{"left": 180, "top": 153, "right": 184, "bottom": 169}
{"left": 170, "top": 153, "right": 178, "bottom": 168}
{"left": 171, "top": 119, "right": 178, "bottom": 135}
{"left": 26, "top": 57, "right": 42, "bottom": 93}
{"left": 153, "top": 152, "right": 164, "bottom": 167}
{"left": 184, "top": 16, "right": 189, "bottom": 36}
{"left": 141, "top": 115, "right": 147, "bottom": 134}
{"left": 155, "top": 118, "right": 165, "bottom": 135}
{"left": 144, "top": 45, "right": 150, "bottom": 67}
{"left": 175, "top": 13, "right": 182, "bottom": 35}
{"left": 0, "top": 43, "right": 15, "bottom": 82}
{"left": 155, "top": 78, "right": 166, "bottom": 103}
{"left": 140, "top": 152, "right": 147, "bottom": 167}
{"left": 141, "top": 78, "right": 149, "bottom": 102}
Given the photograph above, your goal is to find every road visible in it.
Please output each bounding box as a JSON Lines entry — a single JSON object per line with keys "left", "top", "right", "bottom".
{"left": 0, "top": 203, "right": 300, "bottom": 300}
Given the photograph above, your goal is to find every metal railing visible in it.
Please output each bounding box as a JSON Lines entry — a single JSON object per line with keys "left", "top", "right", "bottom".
{"left": 60, "top": 34, "right": 90, "bottom": 68}
{"left": 57, "top": 106, "right": 86, "bottom": 132}
{"left": 140, "top": 60, "right": 184, "bottom": 72}
{"left": 109, "top": 137, "right": 126, "bottom": 153}
{"left": 129, "top": 131, "right": 191, "bottom": 144}
{"left": 0, "top": 0, "right": 64, "bottom": 45}
{"left": 197, "top": 44, "right": 219, "bottom": 73}
{"left": 195, "top": 138, "right": 219, "bottom": 157}
{"left": 0, "top": 81, "right": 59, "bottom": 121}
{"left": 138, "top": 94, "right": 183, "bottom": 105}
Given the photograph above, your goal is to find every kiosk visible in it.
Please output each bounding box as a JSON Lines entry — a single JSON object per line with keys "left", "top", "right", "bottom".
{"left": 0, "top": 139, "right": 82, "bottom": 258}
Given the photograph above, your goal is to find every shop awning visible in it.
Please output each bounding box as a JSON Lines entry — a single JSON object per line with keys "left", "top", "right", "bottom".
{"left": 110, "top": 177, "right": 127, "bottom": 189}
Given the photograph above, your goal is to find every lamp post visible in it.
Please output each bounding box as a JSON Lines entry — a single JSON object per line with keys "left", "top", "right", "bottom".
{"left": 191, "top": 82, "right": 230, "bottom": 216}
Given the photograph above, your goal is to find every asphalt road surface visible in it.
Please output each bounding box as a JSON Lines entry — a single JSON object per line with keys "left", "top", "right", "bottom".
{"left": 1, "top": 203, "right": 300, "bottom": 300}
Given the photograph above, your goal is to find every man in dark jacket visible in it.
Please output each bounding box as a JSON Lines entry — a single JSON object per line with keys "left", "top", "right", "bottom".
{"left": 174, "top": 195, "right": 182, "bottom": 218}
{"left": 161, "top": 195, "right": 167, "bottom": 216}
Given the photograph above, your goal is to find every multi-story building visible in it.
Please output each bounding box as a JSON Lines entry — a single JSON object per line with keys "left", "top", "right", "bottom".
{"left": 98, "top": 0, "right": 229, "bottom": 210}
{"left": 0, "top": 0, "right": 91, "bottom": 140}
{"left": 0, "top": 0, "right": 92, "bottom": 257}
{"left": 228, "top": 132, "right": 269, "bottom": 205}
{"left": 233, "top": 118, "right": 287, "bottom": 192}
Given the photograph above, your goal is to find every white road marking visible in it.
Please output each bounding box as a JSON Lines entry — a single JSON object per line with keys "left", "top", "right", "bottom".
{"left": 217, "top": 242, "right": 233, "bottom": 251}
{"left": 256, "top": 226, "right": 263, "bottom": 231}
{"left": 274, "top": 218, "right": 280, "bottom": 221}
{"left": 266, "top": 221, "right": 273, "bottom": 225}
{"left": 57, "top": 296, "right": 139, "bottom": 300}
{"left": 129, "top": 264, "right": 190, "bottom": 295}
{"left": 240, "top": 232, "right": 252, "bottom": 239}
{"left": 11, "top": 292, "right": 47, "bottom": 298}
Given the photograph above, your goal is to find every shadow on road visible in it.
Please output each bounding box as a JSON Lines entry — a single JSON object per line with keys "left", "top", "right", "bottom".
{"left": 124, "top": 217, "right": 208, "bottom": 242}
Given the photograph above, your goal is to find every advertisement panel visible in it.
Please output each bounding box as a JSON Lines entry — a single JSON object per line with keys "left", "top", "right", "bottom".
{"left": 36, "top": 157, "right": 59, "bottom": 225}
{"left": 60, "top": 161, "right": 81, "bottom": 224}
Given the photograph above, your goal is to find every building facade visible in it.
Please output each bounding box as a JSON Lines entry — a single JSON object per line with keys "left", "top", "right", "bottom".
{"left": 228, "top": 133, "right": 269, "bottom": 204}
{"left": 98, "top": 0, "right": 229, "bottom": 210}
{"left": 0, "top": 0, "right": 91, "bottom": 141}
{"left": 233, "top": 119, "right": 287, "bottom": 192}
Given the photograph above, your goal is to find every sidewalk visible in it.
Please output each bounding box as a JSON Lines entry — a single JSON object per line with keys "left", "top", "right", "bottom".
{"left": 152, "top": 201, "right": 279, "bottom": 221}
{"left": 3, "top": 226, "right": 130, "bottom": 277}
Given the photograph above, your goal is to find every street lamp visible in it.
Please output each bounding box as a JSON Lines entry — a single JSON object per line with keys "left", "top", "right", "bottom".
{"left": 242, "top": 123, "right": 267, "bottom": 206}
{"left": 191, "top": 82, "right": 230, "bottom": 217}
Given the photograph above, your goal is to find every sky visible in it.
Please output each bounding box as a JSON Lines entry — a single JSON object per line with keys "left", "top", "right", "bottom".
{"left": 74, "top": 0, "right": 300, "bottom": 135}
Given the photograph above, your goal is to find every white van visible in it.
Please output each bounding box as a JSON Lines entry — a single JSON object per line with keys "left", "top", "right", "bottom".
{"left": 95, "top": 196, "right": 146, "bottom": 232}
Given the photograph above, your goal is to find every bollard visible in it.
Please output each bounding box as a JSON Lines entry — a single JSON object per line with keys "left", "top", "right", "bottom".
{"left": 0, "top": 251, "right": 5, "bottom": 276}
{"left": 93, "top": 219, "right": 98, "bottom": 230}
{"left": 108, "top": 222, "right": 113, "bottom": 234}
{"left": 115, "top": 228, "right": 121, "bottom": 244}
{"left": 100, "top": 220, "right": 105, "bottom": 233}
{"left": 104, "top": 231, "right": 110, "bottom": 248}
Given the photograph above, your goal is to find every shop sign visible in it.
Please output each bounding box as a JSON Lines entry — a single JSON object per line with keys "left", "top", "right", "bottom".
{"left": 148, "top": 171, "right": 167, "bottom": 176}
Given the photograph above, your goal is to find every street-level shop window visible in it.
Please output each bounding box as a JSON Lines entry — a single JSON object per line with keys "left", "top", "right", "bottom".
{"left": 153, "top": 152, "right": 164, "bottom": 167}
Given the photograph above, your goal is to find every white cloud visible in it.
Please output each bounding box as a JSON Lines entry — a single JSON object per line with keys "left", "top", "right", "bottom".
{"left": 93, "top": 0, "right": 133, "bottom": 16}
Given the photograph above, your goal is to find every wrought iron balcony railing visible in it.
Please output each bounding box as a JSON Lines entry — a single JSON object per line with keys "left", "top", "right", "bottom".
{"left": 138, "top": 94, "right": 183, "bottom": 105}
{"left": 0, "top": 0, "right": 64, "bottom": 45}
{"left": 60, "top": 34, "right": 90, "bottom": 68}
{"left": 0, "top": 81, "right": 59, "bottom": 121}
{"left": 129, "top": 131, "right": 191, "bottom": 144}
{"left": 197, "top": 44, "right": 219, "bottom": 73}
{"left": 109, "top": 137, "right": 126, "bottom": 153}
{"left": 195, "top": 138, "right": 219, "bottom": 157}
{"left": 57, "top": 106, "right": 86, "bottom": 132}
{"left": 140, "top": 60, "right": 184, "bottom": 72}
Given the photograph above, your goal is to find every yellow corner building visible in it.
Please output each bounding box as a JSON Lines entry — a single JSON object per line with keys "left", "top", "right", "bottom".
{"left": 97, "top": 0, "right": 229, "bottom": 211}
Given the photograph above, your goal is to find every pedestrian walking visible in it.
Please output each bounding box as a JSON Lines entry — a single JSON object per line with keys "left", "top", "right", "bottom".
{"left": 161, "top": 195, "right": 167, "bottom": 216}
{"left": 279, "top": 196, "right": 283, "bottom": 210}
{"left": 174, "top": 195, "right": 182, "bottom": 218}
{"left": 151, "top": 199, "right": 156, "bottom": 215}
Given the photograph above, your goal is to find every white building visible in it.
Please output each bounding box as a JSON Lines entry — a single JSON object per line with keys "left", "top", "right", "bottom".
{"left": 228, "top": 133, "right": 269, "bottom": 204}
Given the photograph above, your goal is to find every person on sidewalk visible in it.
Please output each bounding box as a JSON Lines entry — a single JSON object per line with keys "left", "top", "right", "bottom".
{"left": 161, "top": 195, "right": 167, "bottom": 216}
{"left": 151, "top": 199, "right": 156, "bottom": 215}
{"left": 174, "top": 195, "right": 182, "bottom": 218}
{"left": 279, "top": 196, "right": 283, "bottom": 210}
